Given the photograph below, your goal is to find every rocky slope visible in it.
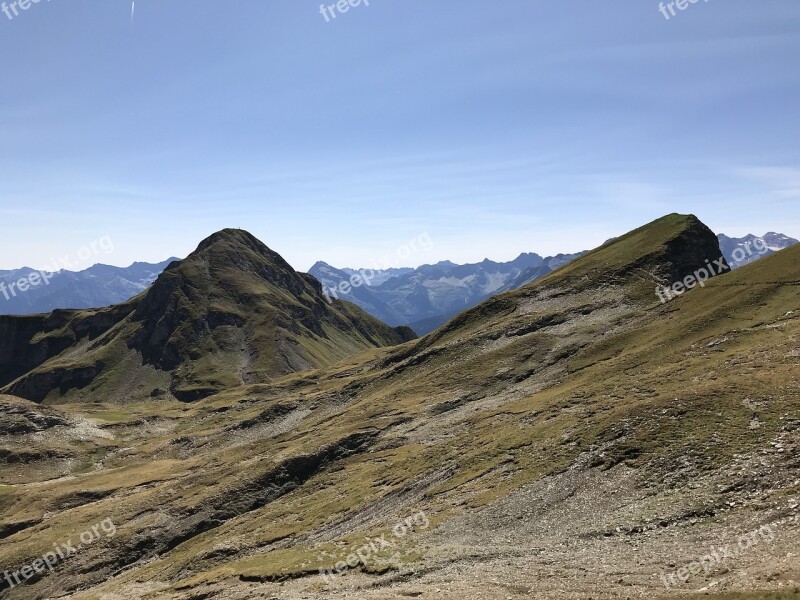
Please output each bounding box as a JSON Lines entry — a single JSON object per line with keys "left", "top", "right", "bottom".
{"left": 0, "top": 215, "right": 797, "bottom": 600}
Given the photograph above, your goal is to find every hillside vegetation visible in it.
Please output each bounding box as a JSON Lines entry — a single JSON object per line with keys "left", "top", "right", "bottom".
{"left": 0, "top": 215, "right": 797, "bottom": 600}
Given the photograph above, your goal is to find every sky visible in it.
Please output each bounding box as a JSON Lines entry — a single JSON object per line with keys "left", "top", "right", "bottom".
{"left": 0, "top": 0, "right": 799, "bottom": 272}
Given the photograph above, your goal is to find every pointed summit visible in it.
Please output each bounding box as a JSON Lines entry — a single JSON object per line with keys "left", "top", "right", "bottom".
{"left": 531, "top": 213, "right": 728, "bottom": 293}
{"left": 192, "top": 229, "right": 295, "bottom": 275}
{"left": 1, "top": 230, "right": 414, "bottom": 403}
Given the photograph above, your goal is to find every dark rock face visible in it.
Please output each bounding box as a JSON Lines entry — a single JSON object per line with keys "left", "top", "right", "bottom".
{"left": 6, "top": 364, "right": 105, "bottom": 403}
{"left": 0, "top": 518, "right": 42, "bottom": 540}
{"left": 0, "top": 314, "right": 60, "bottom": 386}
{"left": 130, "top": 267, "right": 196, "bottom": 371}
{"left": 0, "top": 305, "right": 132, "bottom": 389}
{"left": 659, "top": 216, "right": 731, "bottom": 284}
{"left": 393, "top": 326, "right": 418, "bottom": 342}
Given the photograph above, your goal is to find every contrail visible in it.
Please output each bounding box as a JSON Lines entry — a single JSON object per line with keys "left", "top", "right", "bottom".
{"left": 131, "top": 1, "right": 135, "bottom": 23}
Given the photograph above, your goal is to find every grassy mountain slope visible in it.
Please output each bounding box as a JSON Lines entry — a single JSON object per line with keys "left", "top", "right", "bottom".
{"left": 0, "top": 215, "right": 797, "bottom": 600}
{"left": 0, "top": 230, "right": 413, "bottom": 403}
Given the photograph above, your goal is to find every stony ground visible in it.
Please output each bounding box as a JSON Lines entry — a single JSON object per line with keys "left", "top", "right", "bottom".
{"left": 61, "top": 430, "right": 799, "bottom": 600}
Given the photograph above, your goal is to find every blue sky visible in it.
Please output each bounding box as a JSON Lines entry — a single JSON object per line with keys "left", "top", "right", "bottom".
{"left": 1, "top": 0, "right": 798, "bottom": 271}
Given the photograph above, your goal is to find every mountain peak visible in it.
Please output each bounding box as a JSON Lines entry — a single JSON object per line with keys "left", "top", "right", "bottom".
{"left": 514, "top": 252, "right": 543, "bottom": 260}
{"left": 195, "top": 228, "right": 258, "bottom": 249}
{"left": 427, "top": 214, "right": 726, "bottom": 341}
{"left": 542, "top": 213, "right": 726, "bottom": 288}
{"left": 193, "top": 228, "right": 283, "bottom": 261}
{"left": 179, "top": 228, "right": 303, "bottom": 292}
{"left": 309, "top": 260, "right": 336, "bottom": 271}
{"left": 1, "top": 231, "right": 414, "bottom": 403}
{"left": 717, "top": 230, "right": 798, "bottom": 268}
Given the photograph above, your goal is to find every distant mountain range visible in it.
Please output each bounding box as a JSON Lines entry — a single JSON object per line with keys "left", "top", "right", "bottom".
{"left": 309, "top": 252, "right": 586, "bottom": 335}
{"left": 2, "top": 231, "right": 797, "bottom": 329}
{"left": 0, "top": 259, "right": 178, "bottom": 315}
{"left": 717, "top": 232, "right": 798, "bottom": 269}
